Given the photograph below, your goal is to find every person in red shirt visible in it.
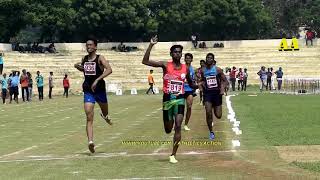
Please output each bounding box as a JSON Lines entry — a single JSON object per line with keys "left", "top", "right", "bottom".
{"left": 63, "top": 74, "right": 70, "bottom": 98}
{"left": 306, "top": 29, "right": 314, "bottom": 46}
{"left": 229, "top": 66, "right": 237, "bottom": 91}
{"left": 20, "top": 69, "right": 29, "bottom": 102}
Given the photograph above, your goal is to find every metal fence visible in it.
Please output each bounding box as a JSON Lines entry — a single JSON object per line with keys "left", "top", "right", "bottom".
{"left": 282, "top": 78, "right": 320, "bottom": 94}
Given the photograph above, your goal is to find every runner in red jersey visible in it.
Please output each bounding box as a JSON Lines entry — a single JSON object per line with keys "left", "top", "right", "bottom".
{"left": 142, "top": 36, "right": 197, "bottom": 164}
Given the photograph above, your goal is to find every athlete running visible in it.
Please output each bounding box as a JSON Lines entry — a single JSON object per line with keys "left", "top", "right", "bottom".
{"left": 142, "top": 36, "right": 197, "bottom": 163}
{"left": 74, "top": 37, "right": 112, "bottom": 153}
{"left": 183, "top": 53, "right": 196, "bottom": 131}
{"left": 199, "top": 53, "right": 228, "bottom": 140}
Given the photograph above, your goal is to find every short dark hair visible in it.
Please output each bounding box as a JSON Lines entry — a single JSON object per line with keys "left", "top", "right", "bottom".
{"left": 185, "top": 53, "right": 193, "bottom": 59}
{"left": 200, "top": 60, "right": 205, "bottom": 63}
{"left": 150, "top": 69, "right": 153, "bottom": 72}
{"left": 170, "top": 45, "right": 183, "bottom": 53}
{"left": 206, "top": 53, "right": 214, "bottom": 59}
{"left": 87, "top": 36, "right": 98, "bottom": 46}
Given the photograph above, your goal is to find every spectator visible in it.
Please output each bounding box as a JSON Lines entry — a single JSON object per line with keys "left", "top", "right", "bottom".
{"left": 0, "top": 53, "right": 4, "bottom": 75}
{"left": 306, "top": 29, "right": 314, "bottom": 46}
{"left": 32, "top": 42, "right": 38, "bottom": 53}
{"left": 10, "top": 71, "right": 19, "bottom": 103}
{"left": 20, "top": 69, "right": 29, "bottom": 102}
{"left": 243, "top": 68, "right": 248, "bottom": 91}
{"left": 270, "top": 67, "right": 276, "bottom": 90}
{"left": 237, "top": 68, "right": 244, "bottom": 91}
{"left": 48, "top": 72, "right": 54, "bottom": 99}
{"left": 36, "top": 71, "right": 44, "bottom": 101}
{"left": 0, "top": 73, "right": 8, "bottom": 104}
{"left": 48, "top": 43, "right": 57, "bottom": 53}
{"left": 257, "top": 66, "right": 267, "bottom": 92}
{"left": 26, "top": 42, "right": 32, "bottom": 53}
{"left": 199, "top": 42, "right": 207, "bottom": 48}
{"left": 230, "top": 66, "right": 237, "bottom": 91}
{"left": 63, "top": 74, "right": 70, "bottom": 98}
{"left": 146, "top": 70, "right": 155, "bottom": 94}
{"left": 266, "top": 68, "right": 272, "bottom": 91}
{"left": 27, "top": 72, "right": 33, "bottom": 101}
{"left": 191, "top": 34, "right": 198, "bottom": 48}
{"left": 224, "top": 68, "right": 231, "bottom": 94}
{"left": 275, "top": 67, "right": 284, "bottom": 91}
{"left": 118, "top": 42, "right": 126, "bottom": 52}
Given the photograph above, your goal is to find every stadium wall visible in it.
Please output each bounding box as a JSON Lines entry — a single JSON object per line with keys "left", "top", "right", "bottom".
{"left": 0, "top": 39, "right": 318, "bottom": 51}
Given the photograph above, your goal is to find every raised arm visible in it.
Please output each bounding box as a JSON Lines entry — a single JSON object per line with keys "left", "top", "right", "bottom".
{"left": 142, "top": 36, "right": 165, "bottom": 68}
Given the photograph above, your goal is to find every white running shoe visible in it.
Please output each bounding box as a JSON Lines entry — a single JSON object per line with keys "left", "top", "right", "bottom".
{"left": 184, "top": 125, "right": 190, "bottom": 131}
{"left": 88, "top": 141, "right": 95, "bottom": 153}
{"left": 169, "top": 155, "right": 178, "bottom": 163}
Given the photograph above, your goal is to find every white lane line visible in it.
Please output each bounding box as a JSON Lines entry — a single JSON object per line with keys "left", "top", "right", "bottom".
{"left": 0, "top": 150, "right": 237, "bottom": 163}
{"left": 0, "top": 146, "right": 38, "bottom": 158}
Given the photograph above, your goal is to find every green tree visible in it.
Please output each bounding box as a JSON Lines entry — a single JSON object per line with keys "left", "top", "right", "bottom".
{"left": 0, "top": 0, "right": 29, "bottom": 42}
{"left": 73, "top": 0, "right": 157, "bottom": 41}
{"left": 26, "top": 0, "right": 76, "bottom": 42}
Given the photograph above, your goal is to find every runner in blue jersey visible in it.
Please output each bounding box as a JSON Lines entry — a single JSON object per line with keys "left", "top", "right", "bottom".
{"left": 200, "top": 53, "right": 229, "bottom": 140}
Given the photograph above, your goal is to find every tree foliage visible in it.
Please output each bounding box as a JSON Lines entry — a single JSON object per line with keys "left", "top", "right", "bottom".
{"left": 0, "top": 0, "right": 318, "bottom": 42}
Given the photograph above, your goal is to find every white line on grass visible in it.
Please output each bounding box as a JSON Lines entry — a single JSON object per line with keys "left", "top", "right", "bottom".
{"left": 98, "top": 177, "right": 184, "bottom": 180}
{"left": 0, "top": 146, "right": 38, "bottom": 158}
{"left": 0, "top": 150, "right": 237, "bottom": 163}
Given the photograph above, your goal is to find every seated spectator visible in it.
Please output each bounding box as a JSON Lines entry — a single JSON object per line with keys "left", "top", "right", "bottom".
{"left": 48, "top": 43, "right": 57, "bottom": 53}
{"left": 117, "top": 42, "right": 126, "bottom": 52}
{"left": 26, "top": 42, "right": 32, "bottom": 53}
{"left": 32, "top": 42, "right": 38, "bottom": 53}
{"left": 199, "top": 42, "right": 207, "bottom": 48}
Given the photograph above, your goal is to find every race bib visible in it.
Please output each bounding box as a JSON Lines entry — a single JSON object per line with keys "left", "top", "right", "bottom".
{"left": 206, "top": 76, "right": 218, "bottom": 88}
{"left": 84, "top": 62, "right": 96, "bottom": 75}
{"left": 169, "top": 80, "right": 183, "bottom": 94}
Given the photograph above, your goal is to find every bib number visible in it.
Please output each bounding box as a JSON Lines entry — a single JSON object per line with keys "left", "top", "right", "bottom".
{"left": 206, "top": 76, "right": 218, "bottom": 88}
{"left": 84, "top": 62, "right": 96, "bottom": 75}
{"left": 169, "top": 80, "right": 183, "bottom": 94}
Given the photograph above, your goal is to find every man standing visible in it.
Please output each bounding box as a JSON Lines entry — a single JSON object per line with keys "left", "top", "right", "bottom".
{"left": 199, "top": 53, "right": 228, "bottom": 140}
{"left": 48, "top": 72, "right": 54, "bottom": 99}
{"left": 74, "top": 37, "right": 112, "bottom": 154}
{"left": 306, "top": 29, "right": 314, "bottom": 46}
{"left": 20, "top": 69, "right": 29, "bottom": 102}
{"left": 257, "top": 66, "right": 267, "bottom": 92}
{"left": 191, "top": 34, "right": 198, "bottom": 48}
{"left": 36, "top": 71, "right": 44, "bottom": 101}
{"left": 0, "top": 73, "right": 8, "bottom": 104}
{"left": 275, "top": 67, "right": 284, "bottom": 91}
{"left": 237, "top": 68, "right": 244, "bottom": 91}
{"left": 27, "top": 72, "right": 33, "bottom": 101}
{"left": 0, "top": 53, "right": 4, "bottom": 75}
{"left": 146, "top": 70, "right": 155, "bottom": 94}
{"left": 243, "top": 68, "right": 248, "bottom": 91}
{"left": 229, "top": 67, "right": 237, "bottom": 91}
{"left": 142, "top": 36, "right": 196, "bottom": 163}
{"left": 10, "top": 71, "right": 19, "bottom": 104}
{"left": 63, "top": 74, "right": 70, "bottom": 98}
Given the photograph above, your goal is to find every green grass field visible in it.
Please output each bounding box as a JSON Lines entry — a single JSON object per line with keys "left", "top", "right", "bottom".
{"left": 0, "top": 92, "right": 320, "bottom": 179}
